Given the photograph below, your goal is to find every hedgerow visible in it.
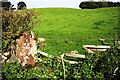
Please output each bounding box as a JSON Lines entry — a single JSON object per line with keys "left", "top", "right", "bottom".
{"left": 2, "top": 9, "right": 39, "bottom": 52}
{"left": 2, "top": 45, "right": 120, "bottom": 79}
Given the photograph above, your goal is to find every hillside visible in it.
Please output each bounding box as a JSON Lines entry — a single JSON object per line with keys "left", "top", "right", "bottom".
{"left": 2, "top": 7, "right": 120, "bottom": 79}
{"left": 33, "top": 7, "right": 119, "bottom": 55}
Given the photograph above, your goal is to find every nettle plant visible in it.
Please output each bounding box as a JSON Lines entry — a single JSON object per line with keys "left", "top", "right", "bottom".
{"left": 2, "top": 9, "right": 40, "bottom": 53}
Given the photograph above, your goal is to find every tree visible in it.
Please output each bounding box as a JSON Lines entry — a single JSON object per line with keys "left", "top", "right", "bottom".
{"left": 79, "top": 2, "right": 88, "bottom": 9}
{"left": 79, "top": 2, "right": 98, "bottom": 9}
{"left": 101, "top": 2, "right": 108, "bottom": 7}
{"left": 0, "top": 1, "right": 11, "bottom": 10}
{"left": 87, "top": 2, "right": 98, "bottom": 9}
{"left": 17, "top": 1, "right": 27, "bottom": 10}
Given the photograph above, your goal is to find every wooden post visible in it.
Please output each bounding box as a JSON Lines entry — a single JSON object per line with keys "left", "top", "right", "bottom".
{"left": 83, "top": 45, "right": 111, "bottom": 54}
{"left": 16, "top": 31, "right": 37, "bottom": 66}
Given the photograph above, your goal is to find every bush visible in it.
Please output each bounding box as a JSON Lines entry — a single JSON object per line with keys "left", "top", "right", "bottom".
{"left": 2, "top": 45, "right": 120, "bottom": 79}
{"left": 2, "top": 9, "right": 40, "bottom": 53}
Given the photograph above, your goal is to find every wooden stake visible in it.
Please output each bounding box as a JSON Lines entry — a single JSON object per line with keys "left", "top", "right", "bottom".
{"left": 37, "top": 50, "right": 54, "bottom": 58}
{"left": 60, "top": 53, "right": 66, "bottom": 80}
{"left": 65, "top": 53, "right": 85, "bottom": 58}
{"left": 64, "top": 60, "right": 78, "bottom": 64}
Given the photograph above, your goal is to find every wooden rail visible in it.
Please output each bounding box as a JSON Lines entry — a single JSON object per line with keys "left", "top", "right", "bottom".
{"left": 83, "top": 45, "right": 111, "bottom": 54}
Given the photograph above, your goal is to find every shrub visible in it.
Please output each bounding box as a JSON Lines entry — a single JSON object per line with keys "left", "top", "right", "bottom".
{"left": 2, "top": 9, "right": 40, "bottom": 53}
{"left": 92, "top": 46, "right": 120, "bottom": 79}
{"left": 2, "top": 45, "right": 120, "bottom": 79}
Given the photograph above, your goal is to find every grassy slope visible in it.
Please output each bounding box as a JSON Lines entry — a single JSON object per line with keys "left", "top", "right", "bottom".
{"left": 33, "top": 7, "right": 119, "bottom": 55}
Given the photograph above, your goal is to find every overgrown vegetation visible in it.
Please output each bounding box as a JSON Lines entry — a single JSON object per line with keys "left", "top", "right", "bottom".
{"left": 2, "top": 9, "right": 39, "bottom": 52}
{"left": 2, "top": 46, "right": 120, "bottom": 79}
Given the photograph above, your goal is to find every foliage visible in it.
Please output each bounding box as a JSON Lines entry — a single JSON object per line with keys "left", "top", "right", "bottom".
{"left": 2, "top": 9, "right": 40, "bottom": 52}
{"left": 17, "top": 1, "right": 27, "bottom": 10}
{"left": 2, "top": 46, "right": 120, "bottom": 79}
{"left": 79, "top": 1, "right": 120, "bottom": 9}
{"left": 94, "top": 48, "right": 120, "bottom": 79}
{"left": 0, "top": 1, "right": 11, "bottom": 10}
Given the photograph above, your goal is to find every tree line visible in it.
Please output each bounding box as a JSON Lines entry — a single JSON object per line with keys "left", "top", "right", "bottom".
{"left": 0, "top": 1, "right": 27, "bottom": 10}
{"left": 79, "top": 1, "right": 120, "bottom": 9}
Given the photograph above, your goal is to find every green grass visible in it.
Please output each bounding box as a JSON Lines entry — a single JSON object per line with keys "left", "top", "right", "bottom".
{"left": 2, "top": 7, "right": 120, "bottom": 79}
{"left": 33, "top": 7, "right": 119, "bottom": 55}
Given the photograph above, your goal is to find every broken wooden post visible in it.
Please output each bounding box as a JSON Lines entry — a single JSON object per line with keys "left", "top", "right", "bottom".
{"left": 65, "top": 52, "right": 85, "bottom": 59}
{"left": 60, "top": 53, "right": 66, "bottom": 79}
{"left": 64, "top": 60, "right": 78, "bottom": 64}
{"left": 83, "top": 45, "right": 111, "bottom": 54}
{"left": 60, "top": 50, "right": 85, "bottom": 64}
{"left": 37, "top": 50, "right": 54, "bottom": 58}
{"left": 16, "top": 31, "right": 37, "bottom": 66}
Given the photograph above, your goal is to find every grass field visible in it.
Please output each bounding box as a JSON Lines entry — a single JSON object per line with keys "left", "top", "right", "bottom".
{"left": 33, "top": 7, "right": 119, "bottom": 55}
{"left": 2, "top": 7, "right": 120, "bottom": 79}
